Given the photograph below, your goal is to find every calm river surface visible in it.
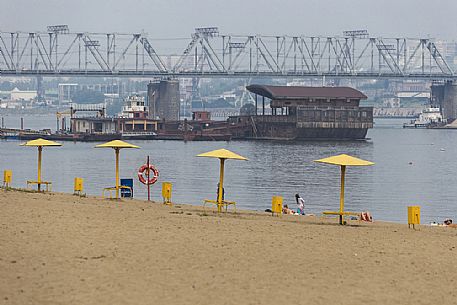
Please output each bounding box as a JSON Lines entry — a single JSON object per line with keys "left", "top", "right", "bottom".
{"left": 1, "top": 115, "right": 457, "bottom": 223}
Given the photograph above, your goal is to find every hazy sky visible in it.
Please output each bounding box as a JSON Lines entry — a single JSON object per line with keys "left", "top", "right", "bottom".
{"left": 2, "top": 0, "right": 457, "bottom": 39}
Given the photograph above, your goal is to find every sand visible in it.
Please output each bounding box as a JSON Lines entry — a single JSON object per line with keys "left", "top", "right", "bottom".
{"left": 1, "top": 190, "right": 457, "bottom": 305}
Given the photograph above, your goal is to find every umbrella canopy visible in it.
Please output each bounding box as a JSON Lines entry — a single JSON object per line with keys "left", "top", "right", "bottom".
{"left": 21, "top": 138, "right": 62, "bottom": 191}
{"left": 196, "top": 148, "right": 248, "bottom": 161}
{"left": 314, "top": 154, "right": 374, "bottom": 224}
{"left": 21, "top": 138, "right": 62, "bottom": 147}
{"left": 196, "top": 148, "right": 247, "bottom": 212}
{"left": 314, "top": 154, "right": 374, "bottom": 166}
{"left": 95, "top": 140, "right": 140, "bottom": 199}
{"left": 95, "top": 140, "right": 140, "bottom": 149}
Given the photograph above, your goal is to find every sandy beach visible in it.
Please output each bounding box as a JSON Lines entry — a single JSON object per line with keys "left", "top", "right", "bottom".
{"left": 1, "top": 189, "right": 457, "bottom": 305}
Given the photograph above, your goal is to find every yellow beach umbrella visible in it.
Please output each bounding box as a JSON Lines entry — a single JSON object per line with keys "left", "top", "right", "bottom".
{"left": 21, "top": 138, "right": 62, "bottom": 191}
{"left": 197, "top": 148, "right": 248, "bottom": 212}
{"left": 314, "top": 154, "right": 374, "bottom": 224}
{"left": 95, "top": 140, "right": 140, "bottom": 199}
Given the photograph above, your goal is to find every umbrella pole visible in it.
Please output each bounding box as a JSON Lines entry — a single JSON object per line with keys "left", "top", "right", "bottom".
{"left": 339, "top": 165, "right": 346, "bottom": 225}
{"left": 115, "top": 148, "right": 120, "bottom": 199}
{"left": 37, "top": 146, "right": 42, "bottom": 191}
{"left": 217, "top": 158, "right": 225, "bottom": 212}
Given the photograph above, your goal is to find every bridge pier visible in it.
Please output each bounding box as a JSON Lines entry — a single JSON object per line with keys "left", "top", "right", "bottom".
{"left": 432, "top": 81, "right": 457, "bottom": 122}
{"left": 147, "top": 80, "right": 180, "bottom": 121}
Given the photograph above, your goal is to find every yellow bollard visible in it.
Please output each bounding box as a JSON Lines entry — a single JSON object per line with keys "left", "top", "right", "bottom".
{"left": 407, "top": 206, "right": 420, "bottom": 229}
{"left": 74, "top": 177, "right": 84, "bottom": 196}
{"left": 3, "top": 170, "right": 12, "bottom": 188}
{"left": 162, "top": 182, "right": 172, "bottom": 205}
{"left": 271, "top": 196, "right": 283, "bottom": 216}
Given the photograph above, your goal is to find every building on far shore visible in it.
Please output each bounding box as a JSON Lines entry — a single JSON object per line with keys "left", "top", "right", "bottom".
{"left": 10, "top": 88, "right": 37, "bottom": 101}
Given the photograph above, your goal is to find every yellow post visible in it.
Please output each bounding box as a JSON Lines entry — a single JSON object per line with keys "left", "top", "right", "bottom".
{"left": 217, "top": 158, "right": 225, "bottom": 212}
{"left": 339, "top": 165, "right": 346, "bottom": 225}
{"left": 37, "top": 146, "right": 42, "bottom": 191}
{"left": 115, "top": 148, "right": 120, "bottom": 199}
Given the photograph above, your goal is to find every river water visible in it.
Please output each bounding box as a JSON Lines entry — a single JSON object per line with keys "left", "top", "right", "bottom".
{"left": 1, "top": 114, "right": 456, "bottom": 223}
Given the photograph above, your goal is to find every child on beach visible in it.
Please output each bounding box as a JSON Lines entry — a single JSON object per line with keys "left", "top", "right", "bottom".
{"left": 282, "top": 204, "right": 295, "bottom": 215}
{"left": 295, "top": 193, "right": 305, "bottom": 215}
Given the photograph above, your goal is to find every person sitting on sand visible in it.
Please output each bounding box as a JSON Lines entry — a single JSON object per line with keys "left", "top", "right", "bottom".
{"left": 295, "top": 193, "right": 305, "bottom": 215}
{"left": 443, "top": 219, "right": 457, "bottom": 228}
{"left": 282, "top": 204, "right": 295, "bottom": 215}
{"left": 360, "top": 211, "right": 373, "bottom": 222}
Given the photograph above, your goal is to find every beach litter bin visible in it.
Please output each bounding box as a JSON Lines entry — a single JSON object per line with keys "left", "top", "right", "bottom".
{"left": 73, "top": 177, "right": 84, "bottom": 196}
{"left": 271, "top": 196, "right": 283, "bottom": 216}
{"left": 120, "top": 178, "right": 134, "bottom": 198}
{"left": 3, "top": 170, "right": 12, "bottom": 188}
{"left": 407, "top": 206, "right": 420, "bottom": 229}
{"left": 162, "top": 182, "right": 172, "bottom": 205}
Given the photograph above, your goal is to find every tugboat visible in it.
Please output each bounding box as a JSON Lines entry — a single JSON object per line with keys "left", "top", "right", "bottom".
{"left": 403, "top": 107, "right": 443, "bottom": 128}
{"left": 119, "top": 95, "right": 157, "bottom": 139}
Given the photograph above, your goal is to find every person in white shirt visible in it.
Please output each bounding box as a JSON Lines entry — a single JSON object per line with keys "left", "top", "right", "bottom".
{"left": 295, "top": 193, "right": 305, "bottom": 215}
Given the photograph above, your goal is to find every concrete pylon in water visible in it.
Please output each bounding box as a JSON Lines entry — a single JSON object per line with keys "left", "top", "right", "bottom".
{"left": 147, "top": 80, "right": 180, "bottom": 121}
{"left": 432, "top": 80, "right": 457, "bottom": 121}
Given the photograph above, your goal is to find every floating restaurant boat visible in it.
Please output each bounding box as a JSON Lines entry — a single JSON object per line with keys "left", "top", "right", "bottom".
{"left": 228, "top": 85, "right": 373, "bottom": 140}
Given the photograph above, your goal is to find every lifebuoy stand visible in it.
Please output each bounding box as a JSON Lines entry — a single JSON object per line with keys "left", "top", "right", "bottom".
{"left": 138, "top": 156, "right": 159, "bottom": 201}
{"left": 147, "top": 156, "right": 150, "bottom": 201}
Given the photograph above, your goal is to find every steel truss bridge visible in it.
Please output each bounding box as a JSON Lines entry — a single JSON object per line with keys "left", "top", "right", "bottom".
{"left": 1, "top": 26, "right": 456, "bottom": 79}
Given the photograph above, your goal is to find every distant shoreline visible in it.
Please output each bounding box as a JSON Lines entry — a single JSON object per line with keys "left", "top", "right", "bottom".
{"left": 0, "top": 108, "right": 64, "bottom": 115}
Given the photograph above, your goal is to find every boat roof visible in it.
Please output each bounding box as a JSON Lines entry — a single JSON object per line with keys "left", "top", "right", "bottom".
{"left": 71, "top": 117, "right": 115, "bottom": 121}
{"left": 246, "top": 85, "right": 367, "bottom": 100}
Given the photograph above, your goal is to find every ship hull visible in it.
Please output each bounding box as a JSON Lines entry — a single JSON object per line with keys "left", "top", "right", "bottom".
{"left": 295, "top": 127, "right": 368, "bottom": 140}
{"left": 229, "top": 120, "right": 369, "bottom": 140}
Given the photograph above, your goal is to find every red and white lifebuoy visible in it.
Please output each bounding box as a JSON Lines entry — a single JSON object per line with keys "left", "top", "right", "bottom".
{"left": 138, "top": 164, "right": 159, "bottom": 185}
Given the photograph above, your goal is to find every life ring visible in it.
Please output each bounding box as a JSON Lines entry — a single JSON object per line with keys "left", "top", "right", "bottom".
{"left": 138, "top": 164, "right": 159, "bottom": 185}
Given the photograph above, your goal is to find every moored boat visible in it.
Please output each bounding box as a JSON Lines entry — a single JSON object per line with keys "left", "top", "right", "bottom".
{"left": 403, "top": 107, "right": 443, "bottom": 128}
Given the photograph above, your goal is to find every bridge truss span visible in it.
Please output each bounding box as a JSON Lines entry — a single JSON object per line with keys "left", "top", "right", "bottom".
{"left": 0, "top": 26, "right": 456, "bottom": 79}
